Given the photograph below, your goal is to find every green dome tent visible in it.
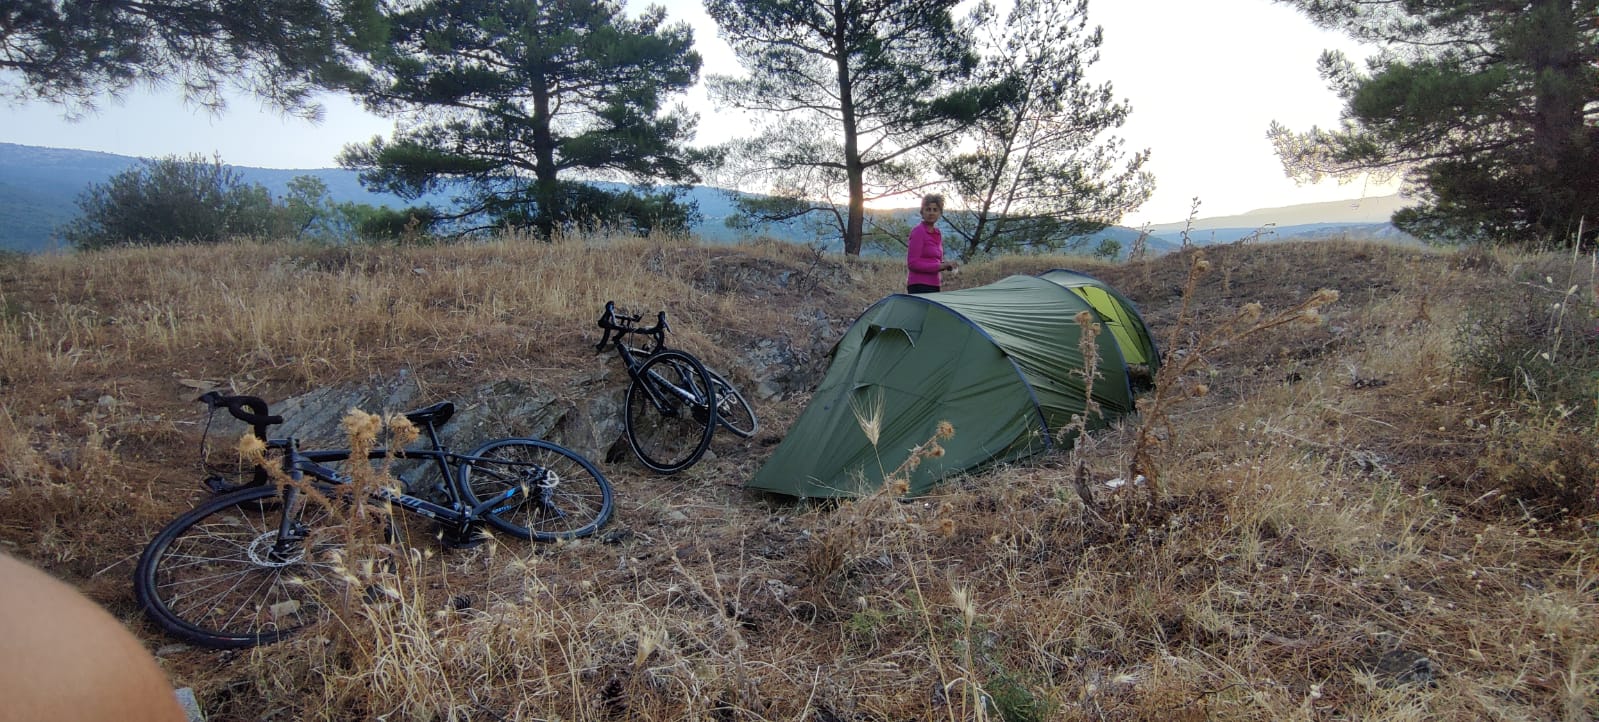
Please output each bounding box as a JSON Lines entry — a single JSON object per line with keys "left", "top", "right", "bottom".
{"left": 747, "top": 270, "right": 1159, "bottom": 499}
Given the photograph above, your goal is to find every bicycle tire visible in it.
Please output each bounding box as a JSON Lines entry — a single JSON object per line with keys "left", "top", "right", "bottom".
{"left": 705, "top": 368, "right": 758, "bottom": 438}
{"left": 625, "top": 349, "right": 717, "bottom": 473}
{"left": 134, "top": 485, "right": 347, "bottom": 648}
{"left": 459, "top": 438, "right": 614, "bottom": 542}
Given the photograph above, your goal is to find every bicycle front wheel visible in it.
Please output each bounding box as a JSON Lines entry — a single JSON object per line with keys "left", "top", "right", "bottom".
{"left": 460, "top": 438, "right": 613, "bottom": 542}
{"left": 625, "top": 350, "right": 717, "bottom": 473}
{"left": 134, "top": 485, "right": 347, "bottom": 648}
{"left": 706, "top": 368, "right": 758, "bottom": 438}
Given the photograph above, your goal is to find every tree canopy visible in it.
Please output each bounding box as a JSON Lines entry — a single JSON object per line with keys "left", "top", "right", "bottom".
{"left": 339, "top": 0, "right": 707, "bottom": 239}
{"left": 938, "top": 0, "right": 1152, "bottom": 260}
{"left": 0, "top": 0, "right": 383, "bottom": 115}
{"left": 1270, "top": 0, "right": 1599, "bottom": 248}
{"left": 705, "top": 0, "right": 993, "bottom": 255}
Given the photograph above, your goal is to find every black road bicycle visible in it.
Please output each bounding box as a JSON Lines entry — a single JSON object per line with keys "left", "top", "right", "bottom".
{"left": 134, "top": 392, "right": 613, "bottom": 648}
{"left": 595, "top": 301, "right": 758, "bottom": 474}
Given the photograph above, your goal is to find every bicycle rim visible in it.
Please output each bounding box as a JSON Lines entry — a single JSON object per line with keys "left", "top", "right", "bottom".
{"left": 460, "top": 438, "right": 614, "bottom": 541}
{"left": 624, "top": 350, "right": 716, "bottom": 473}
{"left": 134, "top": 485, "right": 347, "bottom": 648}
{"left": 707, "top": 369, "right": 758, "bottom": 438}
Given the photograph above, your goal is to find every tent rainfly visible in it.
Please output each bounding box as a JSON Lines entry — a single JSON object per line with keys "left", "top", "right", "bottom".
{"left": 747, "top": 270, "right": 1159, "bottom": 499}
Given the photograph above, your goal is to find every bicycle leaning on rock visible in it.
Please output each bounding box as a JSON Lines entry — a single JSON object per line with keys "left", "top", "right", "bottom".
{"left": 594, "top": 301, "right": 758, "bottom": 474}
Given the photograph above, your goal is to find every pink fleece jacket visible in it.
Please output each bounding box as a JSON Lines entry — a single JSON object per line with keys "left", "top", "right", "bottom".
{"left": 906, "top": 223, "right": 944, "bottom": 287}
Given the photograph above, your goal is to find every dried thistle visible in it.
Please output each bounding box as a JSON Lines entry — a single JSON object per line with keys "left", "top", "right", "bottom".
{"left": 386, "top": 413, "right": 420, "bottom": 448}
{"left": 341, "top": 408, "right": 383, "bottom": 447}
{"left": 236, "top": 433, "right": 266, "bottom": 460}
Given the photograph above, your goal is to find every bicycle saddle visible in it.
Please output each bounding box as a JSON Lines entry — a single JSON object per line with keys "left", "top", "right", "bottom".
{"left": 404, "top": 402, "right": 455, "bottom": 428}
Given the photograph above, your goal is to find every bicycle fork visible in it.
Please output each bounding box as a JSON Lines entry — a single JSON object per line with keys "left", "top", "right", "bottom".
{"left": 268, "top": 479, "right": 310, "bottom": 564}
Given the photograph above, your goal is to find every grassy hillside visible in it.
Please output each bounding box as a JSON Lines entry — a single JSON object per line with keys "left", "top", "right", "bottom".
{"left": 0, "top": 235, "right": 1595, "bottom": 720}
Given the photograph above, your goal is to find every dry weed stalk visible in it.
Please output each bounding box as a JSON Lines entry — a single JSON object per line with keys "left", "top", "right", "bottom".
{"left": 1059, "top": 310, "right": 1104, "bottom": 514}
{"left": 1128, "top": 250, "right": 1339, "bottom": 504}
{"left": 236, "top": 409, "right": 427, "bottom": 645}
{"left": 800, "top": 420, "right": 1002, "bottom": 720}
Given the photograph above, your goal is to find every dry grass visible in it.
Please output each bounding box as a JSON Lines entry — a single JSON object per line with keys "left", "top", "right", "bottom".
{"left": 1, "top": 234, "right": 1596, "bottom": 721}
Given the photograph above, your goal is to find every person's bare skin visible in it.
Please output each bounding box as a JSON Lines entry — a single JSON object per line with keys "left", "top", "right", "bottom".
{"left": 0, "top": 552, "right": 186, "bottom": 722}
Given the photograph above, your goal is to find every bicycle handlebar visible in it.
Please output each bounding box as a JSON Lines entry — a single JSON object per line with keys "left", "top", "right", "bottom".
{"left": 595, "top": 301, "right": 669, "bottom": 352}
{"left": 196, "top": 391, "right": 284, "bottom": 439}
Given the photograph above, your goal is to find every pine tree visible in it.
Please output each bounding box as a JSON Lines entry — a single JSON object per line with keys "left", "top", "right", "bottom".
{"left": 340, "top": 0, "right": 707, "bottom": 239}
{"left": 705, "top": 0, "right": 992, "bottom": 255}
{"left": 939, "top": 0, "right": 1152, "bottom": 260}
{"left": 1270, "top": 0, "right": 1599, "bottom": 247}
{"left": 0, "top": 0, "right": 382, "bottom": 115}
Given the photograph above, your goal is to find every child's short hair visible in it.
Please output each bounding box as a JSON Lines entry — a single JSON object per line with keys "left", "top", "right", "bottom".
{"left": 921, "top": 193, "right": 944, "bottom": 209}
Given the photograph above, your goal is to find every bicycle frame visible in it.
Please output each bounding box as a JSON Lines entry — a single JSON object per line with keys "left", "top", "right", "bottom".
{"left": 263, "top": 436, "right": 544, "bottom": 536}
{"left": 615, "top": 343, "right": 705, "bottom": 414}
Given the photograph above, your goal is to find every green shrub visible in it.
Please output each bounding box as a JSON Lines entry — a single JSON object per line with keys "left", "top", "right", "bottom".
{"left": 60, "top": 154, "right": 283, "bottom": 248}
{"left": 1454, "top": 266, "right": 1599, "bottom": 423}
{"left": 1455, "top": 255, "right": 1599, "bottom": 517}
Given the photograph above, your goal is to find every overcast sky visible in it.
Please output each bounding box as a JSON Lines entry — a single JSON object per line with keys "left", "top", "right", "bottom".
{"left": 0, "top": 0, "right": 1400, "bottom": 225}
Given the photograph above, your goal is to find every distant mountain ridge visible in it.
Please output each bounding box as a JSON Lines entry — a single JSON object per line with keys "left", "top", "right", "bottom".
{"left": 0, "top": 143, "right": 1413, "bottom": 253}
{"left": 0, "top": 142, "right": 758, "bottom": 252}
{"left": 1147, "top": 194, "right": 1413, "bottom": 233}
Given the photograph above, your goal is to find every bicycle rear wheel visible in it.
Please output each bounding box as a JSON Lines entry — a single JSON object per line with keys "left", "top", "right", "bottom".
{"left": 706, "top": 368, "right": 758, "bottom": 438}
{"left": 460, "top": 438, "right": 613, "bottom": 542}
{"left": 625, "top": 349, "right": 717, "bottom": 474}
{"left": 134, "top": 485, "right": 347, "bottom": 648}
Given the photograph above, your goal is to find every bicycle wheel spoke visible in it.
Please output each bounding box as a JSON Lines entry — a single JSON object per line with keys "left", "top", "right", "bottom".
{"left": 461, "top": 439, "right": 612, "bottom": 542}
{"left": 707, "top": 370, "right": 757, "bottom": 438}
{"left": 136, "top": 486, "right": 350, "bottom": 647}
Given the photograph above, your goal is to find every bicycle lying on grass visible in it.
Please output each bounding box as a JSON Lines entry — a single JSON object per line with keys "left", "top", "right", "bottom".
{"left": 595, "top": 301, "right": 758, "bottom": 474}
{"left": 134, "top": 392, "right": 613, "bottom": 648}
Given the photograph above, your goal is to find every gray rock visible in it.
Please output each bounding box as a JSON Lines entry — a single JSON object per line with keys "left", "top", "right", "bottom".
{"left": 174, "top": 687, "right": 205, "bottom": 722}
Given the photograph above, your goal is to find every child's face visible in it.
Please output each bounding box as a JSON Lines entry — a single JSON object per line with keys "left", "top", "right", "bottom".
{"left": 920, "top": 202, "right": 943, "bottom": 225}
